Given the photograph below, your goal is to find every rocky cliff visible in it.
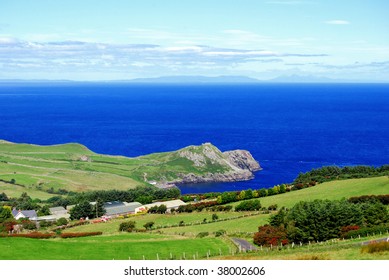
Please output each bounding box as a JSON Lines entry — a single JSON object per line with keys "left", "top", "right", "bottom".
{"left": 168, "top": 143, "right": 261, "bottom": 184}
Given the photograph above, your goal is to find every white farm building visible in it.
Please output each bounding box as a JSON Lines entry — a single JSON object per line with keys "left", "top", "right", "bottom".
{"left": 135, "top": 199, "right": 186, "bottom": 213}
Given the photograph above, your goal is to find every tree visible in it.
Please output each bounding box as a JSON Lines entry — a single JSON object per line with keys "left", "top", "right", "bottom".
{"left": 119, "top": 221, "right": 136, "bottom": 232}
{"left": 0, "top": 206, "right": 13, "bottom": 223}
{"left": 212, "top": 213, "right": 219, "bottom": 221}
{"left": 235, "top": 200, "right": 261, "bottom": 211}
{"left": 56, "top": 217, "right": 68, "bottom": 226}
{"left": 285, "top": 199, "right": 364, "bottom": 242}
{"left": 37, "top": 205, "right": 51, "bottom": 216}
{"left": 258, "top": 189, "right": 267, "bottom": 197}
{"left": 136, "top": 195, "right": 153, "bottom": 204}
{"left": 92, "top": 199, "right": 106, "bottom": 218}
{"left": 157, "top": 204, "right": 167, "bottom": 214}
{"left": 69, "top": 201, "right": 93, "bottom": 220}
{"left": 238, "top": 190, "right": 246, "bottom": 200}
{"left": 254, "top": 225, "right": 288, "bottom": 246}
{"left": 245, "top": 189, "right": 253, "bottom": 199}
{"left": 269, "top": 207, "right": 287, "bottom": 227}
{"left": 0, "top": 192, "right": 9, "bottom": 201}
{"left": 143, "top": 221, "right": 154, "bottom": 230}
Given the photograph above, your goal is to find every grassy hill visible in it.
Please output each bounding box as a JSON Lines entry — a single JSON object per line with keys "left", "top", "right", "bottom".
{"left": 0, "top": 140, "right": 258, "bottom": 198}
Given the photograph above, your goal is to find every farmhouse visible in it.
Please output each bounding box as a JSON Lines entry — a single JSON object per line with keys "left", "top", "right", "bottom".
{"left": 135, "top": 199, "right": 186, "bottom": 213}
{"left": 11, "top": 209, "right": 38, "bottom": 220}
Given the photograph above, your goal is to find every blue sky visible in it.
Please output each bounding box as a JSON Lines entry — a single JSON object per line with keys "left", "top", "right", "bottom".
{"left": 0, "top": 0, "right": 388, "bottom": 81}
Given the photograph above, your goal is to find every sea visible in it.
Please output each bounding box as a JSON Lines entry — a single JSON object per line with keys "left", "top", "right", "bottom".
{"left": 0, "top": 83, "right": 388, "bottom": 194}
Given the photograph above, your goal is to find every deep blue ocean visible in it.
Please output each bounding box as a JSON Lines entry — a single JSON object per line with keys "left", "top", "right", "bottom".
{"left": 0, "top": 83, "right": 388, "bottom": 194}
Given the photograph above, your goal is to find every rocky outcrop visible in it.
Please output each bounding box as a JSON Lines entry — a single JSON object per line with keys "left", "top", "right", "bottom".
{"left": 171, "top": 143, "right": 261, "bottom": 184}
{"left": 223, "top": 150, "right": 261, "bottom": 172}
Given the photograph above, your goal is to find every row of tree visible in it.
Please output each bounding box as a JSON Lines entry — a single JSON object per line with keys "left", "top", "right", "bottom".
{"left": 293, "top": 165, "right": 389, "bottom": 186}
{"left": 254, "top": 199, "right": 389, "bottom": 246}
{"left": 47, "top": 186, "right": 181, "bottom": 208}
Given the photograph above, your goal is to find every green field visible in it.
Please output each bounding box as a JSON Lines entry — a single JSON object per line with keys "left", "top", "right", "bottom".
{"left": 0, "top": 234, "right": 232, "bottom": 260}
{"left": 233, "top": 176, "right": 389, "bottom": 209}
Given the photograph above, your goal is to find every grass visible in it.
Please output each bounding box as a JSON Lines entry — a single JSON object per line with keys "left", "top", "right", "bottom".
{"left": 0, "top": 182, "right": 57, "bottom": 200}
{"left": 0, "top": 141, "right": 242, "bottom": 198}
{"left": 0, "top": 234, "right": 232, "bottom": 260}
{"left": 62, "top": 211, "right": 265, "bottom": 234}
{"left": 229, "top": 176, "right": 389, "bottom": 209}
{"left": 214, "top": 234, "right": 389, "bottom": 260}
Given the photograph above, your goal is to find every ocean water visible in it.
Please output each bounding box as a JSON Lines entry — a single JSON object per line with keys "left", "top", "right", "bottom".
{"left": 0, "top": 83, "right": 388, "bottom": 194}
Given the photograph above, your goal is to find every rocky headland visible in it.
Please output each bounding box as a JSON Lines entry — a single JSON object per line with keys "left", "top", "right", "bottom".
{"left": 168, "top": 143, "right": 261, "bottom": 184}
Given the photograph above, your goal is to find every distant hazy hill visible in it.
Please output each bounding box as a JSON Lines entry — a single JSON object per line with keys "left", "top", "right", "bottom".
{"left": 265, "top": 74, "right": 355, "bottom": 83}
{"left": 128, "top": 75, "right": 260, "bottom": 84}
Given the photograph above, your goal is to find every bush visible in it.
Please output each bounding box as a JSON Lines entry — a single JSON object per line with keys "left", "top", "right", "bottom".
{"left": 235, "top": 200, "right": 261, "bottom": 211}
{"left": 39, "top": 220, "right": 55, "bottom": 228}
{"left": 253, "top": 225, "right": 288, "bottom": 246}
{"left": 22, "top": 221, "right": 37, "bottom": 230}
{"left": 4, "top": 232, "right": 55, "bottom": 239}
{"left": 197, "top": 232, "right": 209, "bottom": 238}
{"left": 56, "top": 217, "right": 68, "bottom": 226}
{"left": 340, "top": 225, "right": 360, "bottom": 237}
{"left": 143, "top": 221, "right": 154, "bottom": 230}
{"left": 60, "top": 232, "right": 102, "bottom": 238}
{"left": 119, "top": 221, "right": 136, "bottom": 232}
{"left": 344, "top": 225, "right": 389, "bottom": 239}
{"left": 214, "top": 229, "right": 226, "bottom": 237}
{"left": 267, "top": 204, "right": 278, "bottom": 211}
{"left": 361, "top": 241, "right": 389, "bottom": 254}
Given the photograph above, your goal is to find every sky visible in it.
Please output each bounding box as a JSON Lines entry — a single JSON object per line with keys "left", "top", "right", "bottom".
{"left": 0, "top": 0, "right": 388, "bottom": 81}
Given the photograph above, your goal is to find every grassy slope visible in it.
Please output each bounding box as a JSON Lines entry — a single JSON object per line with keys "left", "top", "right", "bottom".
{"left": 0, "top": 141, "right": 233, "bottom": 197}
{"left": 65, "top": 176, "right": 389, "bottom": 240}
{"left": 1, "top": 176, "right": 388, "bottom": 260}
{"left": 233, "top": 176, "right": 389, "bottom": 209}
{"left": 0, "top": 234, "right": 232, "bottom": 260}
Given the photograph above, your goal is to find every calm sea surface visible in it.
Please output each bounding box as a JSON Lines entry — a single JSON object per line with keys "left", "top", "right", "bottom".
{"left": 0, "top": 83, "right": 388, "bottom": 194}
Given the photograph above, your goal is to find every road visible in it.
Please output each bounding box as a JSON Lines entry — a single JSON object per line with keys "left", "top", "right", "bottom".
{"left": 231, "top": 238, "right": 258, "bottom": 252}
{"left": 361, "top": 237, "right": 389, "bottom": 245}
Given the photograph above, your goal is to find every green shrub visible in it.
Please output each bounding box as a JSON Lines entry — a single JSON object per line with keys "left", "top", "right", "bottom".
{"left": 197, "top": 232, "right": 209, "bottom": 238}
{"left": 214, "top": 229, "right": 226, "bottom": 237}
{"left": 60, "top": 232, "right": 102, "bottom": 238}
{"left": 361, "top": 241, "right": 389, "bottom": 253}
{"left": 119, "top": 221, "right": 136, "bottom": 232}
{"left": 56, "top": 217, "right": 68, "bottom": 226}
{"left": 40, "top": 220, "right": 55, "bottom": 228}
{"left": 235, "top": 200, "right": 261, "bottom": 211}
{"left": 344, "top": 225, "right": 389, "bottom": 239}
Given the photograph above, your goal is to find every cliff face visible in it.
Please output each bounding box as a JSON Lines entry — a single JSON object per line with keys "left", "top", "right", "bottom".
{"left": 169, "top": 143, "right": 261, "bottom": 184}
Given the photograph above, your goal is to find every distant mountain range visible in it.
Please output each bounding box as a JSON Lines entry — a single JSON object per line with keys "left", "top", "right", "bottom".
{"left": 0, "top": 75, "right": 383, "bottom": 84}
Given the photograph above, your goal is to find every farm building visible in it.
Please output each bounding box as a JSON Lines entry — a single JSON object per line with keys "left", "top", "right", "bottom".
{"left": 135, "top": 199, "right": 186, "bottom": 213}
{"left": 11, "top": 209, "right": 38, "bottom": 220}
{"left": 34, "top": 206, "right": 70, "bottom": 222}
{"left": 49, "top": 206, "right": 68, "bottom": 217}
{"left": 105, "top": 202, "right": 142, "bottom": 217}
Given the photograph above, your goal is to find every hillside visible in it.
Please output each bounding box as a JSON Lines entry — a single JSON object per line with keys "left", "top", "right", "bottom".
{"left": 1, "top": 176, "right": 387, "bottom": 260}
{"left": 0, "top": 140, "right": 260, "bottom": 197}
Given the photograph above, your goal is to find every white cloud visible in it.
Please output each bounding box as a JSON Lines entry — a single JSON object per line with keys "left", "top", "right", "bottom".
{"left": 325, "top": 20, "right": 350, "bottom": 25}
{"left": 0, "top": 38, "right": 330, "bottom": 79}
